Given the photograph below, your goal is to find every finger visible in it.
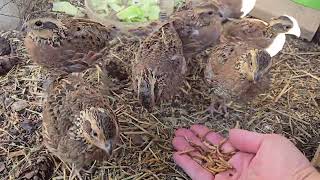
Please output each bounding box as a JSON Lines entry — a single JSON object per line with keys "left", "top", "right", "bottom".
{"left": 172, "top": 136, "right": 195, "bottom": 151}
{"left": 175, "top": 128, "right": 208, "bottom": 151}
{"left": 190, "top": 125, "right": 235, "bottom": 153}
{"left": 215, "top": 152, "right": 254, "bottom": 180}
{"left": 172, "top": 136, "right": 203, "bottom": 159}
{"left": 173, "top": 153, "right": 214, "bottom": 180}
{"left": 229, "top": 129, "right": 265, "bottom": 153}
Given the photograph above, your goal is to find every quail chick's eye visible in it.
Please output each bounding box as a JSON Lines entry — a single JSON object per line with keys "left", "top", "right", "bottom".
{"left": 35, "top": 21, "right": 43, "bottom": 27}
{"left": 283, "top": 25, "right": 291, "bottom": 30}
{"left": 207, "top": 11, "right": 214, "bottom": 15}
{"left": 92, "top": 131, "right": 98, "bottom": 137}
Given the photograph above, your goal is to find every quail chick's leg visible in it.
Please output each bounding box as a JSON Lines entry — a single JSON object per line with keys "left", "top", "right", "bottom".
{"left": 207, "top": 97, "right": 229, "bottom": 118}
{"left": 69, "top": 164, "right": 83, "bottom": 180}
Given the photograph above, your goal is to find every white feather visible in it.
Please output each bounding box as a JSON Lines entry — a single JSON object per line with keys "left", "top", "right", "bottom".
{"left": 283, "top": 15, "right": 301, "bottom": 37}
{"left": 265, "top": 34, "right": 286, "bottom": 57}
{"left": 240, "top": 0, "right": 256, "bottom": 18}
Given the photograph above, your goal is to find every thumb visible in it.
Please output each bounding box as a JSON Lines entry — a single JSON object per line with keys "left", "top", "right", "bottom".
{"left": 229, "top": 129, "right": 265, "bottom": 153}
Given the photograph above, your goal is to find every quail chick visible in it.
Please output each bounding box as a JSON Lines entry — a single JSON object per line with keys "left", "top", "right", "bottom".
{"left": 132, "top": 22, "right": 187, "bottom": 109}
{"left": 221, "top": 15, "right": 301, "bottom": 57}
{"left": 24, "top": 17, "right": 120, "bottom": 74}
{"left": 171, "top": 1, "right": 226, "bottom": 57}
{"left": 42, "top": 75, "right": 119, "bottom": 179}
{"left": 204, "top": 42, "right": 273, "bottom": 116}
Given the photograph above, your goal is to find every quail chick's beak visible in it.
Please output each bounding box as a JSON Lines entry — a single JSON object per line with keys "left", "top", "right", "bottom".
{"left": 253, "top": 73, "right": 261, "bottom": 83}
{"left": 103, "top": 139, "right": 113, "bottom": 155}
{"left": 138, "top": 79, "right": 155, "bottom": 110}
{"left": 21, "top": 23, "right": 28, "bottom": 32}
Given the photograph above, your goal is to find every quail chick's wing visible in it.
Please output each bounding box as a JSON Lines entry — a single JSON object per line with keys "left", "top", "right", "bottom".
{"left": 24, "top": 17, "right": 120, "bottom": 74}
{"left": 204, "top": 42, "right": 272, "bottom": 102}
{"left": 172, "top": 2, "right": 225, "bottom": 57}
{"left": 42, "top": 75, "right": 119, "bottom": 171}
{"left": 132, "top": 22, "right": 187, "bottom": 109}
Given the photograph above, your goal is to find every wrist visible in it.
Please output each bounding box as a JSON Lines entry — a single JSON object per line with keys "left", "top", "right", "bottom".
{"left": 295, "top": 166, "right": 320, "bottom": 180}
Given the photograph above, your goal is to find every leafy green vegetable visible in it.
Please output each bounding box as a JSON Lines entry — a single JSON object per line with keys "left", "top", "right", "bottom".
{"left": 106, "top": 0, "right": 125, "bottom": 12}
{"left": 89, "top": 0, "right": 185, "bottom": 22}
{"left": 174, "top": 0, "right": 185, "bottom": 6}
{"left": 116, "top": 0, "right": 160, "bottom": 22}
{"left": 143, "top": 4, "right": 160, "bottom": 20}
{"left": 117, "top": 5, "right": 146, "bottom": 22}
{"left": 52, "top": 1, "right": 84, "bottom": 17}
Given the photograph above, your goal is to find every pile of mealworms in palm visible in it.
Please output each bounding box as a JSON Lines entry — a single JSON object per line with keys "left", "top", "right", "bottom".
{"left": 179, "top": 138, "right": 236, "bottom": 175}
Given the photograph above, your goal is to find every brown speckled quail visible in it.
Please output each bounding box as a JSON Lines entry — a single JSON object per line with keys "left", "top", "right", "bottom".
{"left": 42, "top": 74, "right": 119, "bottom": 179}
{"left": 171, "top": 1, "right": 226, "bottom": 57}
{"left": 132, "top": 22, "right": 187, "bottom": 109}
{"left": 204, "top": 41, "right": 272, "bottom": 116}
{"left": 24, "top": 17, "right": 120, "bottom": 74}
{"left": 221, "top": 15, "right": 301, "bottom": 57}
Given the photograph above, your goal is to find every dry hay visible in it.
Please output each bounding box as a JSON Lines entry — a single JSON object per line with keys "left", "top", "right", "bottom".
{"left": 0, "top": 2, "right": 320, "bottom": 180}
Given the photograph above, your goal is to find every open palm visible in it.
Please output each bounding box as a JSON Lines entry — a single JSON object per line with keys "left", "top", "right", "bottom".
{"left": 172, "top": 125, "right": 319, "bottom": 180}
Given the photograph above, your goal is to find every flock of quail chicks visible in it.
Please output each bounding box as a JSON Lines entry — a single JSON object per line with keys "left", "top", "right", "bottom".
{"left": 13, "top": 0, "right": 302, "bottom": 179}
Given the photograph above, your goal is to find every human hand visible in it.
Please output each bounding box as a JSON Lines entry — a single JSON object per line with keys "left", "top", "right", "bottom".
{"left": 172, "top": 125, "right": 320, "bottom": 180}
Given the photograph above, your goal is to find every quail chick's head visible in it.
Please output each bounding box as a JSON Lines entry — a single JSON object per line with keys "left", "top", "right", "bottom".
{"left": 79, "top": 107, "right": 119, "bottom": 155}
{"left": 239, "top": 49, "right": 272, "bottom": 84}
{"left": 137, "top": 55, "right": 187, "bottom": 109}
{"left": 23, "top": 18, "right": 65, "bottom": 40}
{"left": 172, "top": 2, "right": 226, "bottom": 57}
{"left": 269, "top": 15, "right": 301, "bottom": 37}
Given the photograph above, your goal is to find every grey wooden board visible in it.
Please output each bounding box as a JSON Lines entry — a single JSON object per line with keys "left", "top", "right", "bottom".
{"left": 0, "top": 0, "right": 21, "bottom": 31}
{"left": 249, "top": 0, "right": 320, "bottom": 41}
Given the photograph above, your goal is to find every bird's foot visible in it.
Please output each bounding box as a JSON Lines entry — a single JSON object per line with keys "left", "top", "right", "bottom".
{"left": 207, "top": 100, "right": 229, "bottom": 118}
{"left": 69, "top": 165, "right": 83, "bottom": 180}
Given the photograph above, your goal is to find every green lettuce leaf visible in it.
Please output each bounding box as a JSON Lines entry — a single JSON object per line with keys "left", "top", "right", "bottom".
{"left": 52, "top": 1, "right": 84, "bottom": 16}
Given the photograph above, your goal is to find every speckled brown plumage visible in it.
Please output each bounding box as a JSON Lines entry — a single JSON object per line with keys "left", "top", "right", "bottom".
{"left": 171, "top": 2, "right": 225, "bottom": 57}
{"left": 24, "top": 17, "right": 120, "bottom": 74}
{"left": 221, "top": 16, "right": 301, "bottom": 50}
{"left": 42, "top": 75, "right": 119, "bottom": 177}
{"left": 204, "top": 42, "right": 272, "bottom": 114}
{"left": 221, "top": 18, "right": 273, "bottom": 48}
{"left": 132, "top": 22, "right": 187, "bottom": 109}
